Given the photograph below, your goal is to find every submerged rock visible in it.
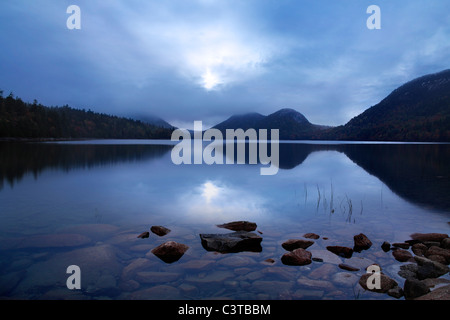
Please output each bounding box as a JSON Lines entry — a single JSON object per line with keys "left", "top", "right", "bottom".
{"left": 150, "top": 226, "right": 171, "bottom": 237}
{"left": 216, "top": 221, "right": 257, "bottom": 232}
{"left": 151, "top": 241, "right": 189, "bottom": 263}
{"left": 282, "top": 239, "right": 314, "bottom": 251}
{"left": 281, "top": 248, "right": 312, "bottom": 266}
{"left": 199, "top": 231, "right": 262, "bottom": 253}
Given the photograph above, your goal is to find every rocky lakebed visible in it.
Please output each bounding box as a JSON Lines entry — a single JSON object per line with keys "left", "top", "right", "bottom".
{"left": 0, "top": 220, "right": 449, "bottom": 300}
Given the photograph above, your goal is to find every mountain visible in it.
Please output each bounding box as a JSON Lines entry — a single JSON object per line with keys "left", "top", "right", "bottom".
{"left": 326, "top": 69, "right": 450, "bottom": 141}
{"left": 213, "top": 108, "right": 330, "bottom": 140}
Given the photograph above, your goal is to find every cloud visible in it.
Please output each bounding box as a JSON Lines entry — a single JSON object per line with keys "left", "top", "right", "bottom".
{"left": 1, "top": 1, "right": 450, "bottom": 127}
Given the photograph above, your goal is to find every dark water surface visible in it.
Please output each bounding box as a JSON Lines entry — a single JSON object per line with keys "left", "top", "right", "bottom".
{"left": 0, "top": 140, "right": 449, "bottom": 300}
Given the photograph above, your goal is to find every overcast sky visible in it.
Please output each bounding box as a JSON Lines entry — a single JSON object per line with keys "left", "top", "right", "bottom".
{"left": 1, "top": 1, "right": 449, "bottom": 129}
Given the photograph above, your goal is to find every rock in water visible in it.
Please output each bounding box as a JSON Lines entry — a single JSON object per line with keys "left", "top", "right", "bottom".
{"left": 216, "top": 221, "right": 257, "bottom": 232}
{"left": 353, "top": 233, "right": 372, "bottom": 251}
{"left": 410, "top": 233, "right": 449, "bottom": 243}
{"left": 151, "top": 241, "right": 189, "bottom": 263}
{"left": 150, "top": 226, "right": 171, "bottom": 237}
{"left": 199, "top": 231, "right": 262, "bottom": 253}
{"left": 359, "top": 273, "right": 398, "bottom": 293}
{"left": 326, "top": 246, "right": 353, "bottom": 258}
{"left": 137, "top": 232, "right": 150, "bottom": 239}
{"left": 281, "top": 248, "right": 312, "bottom": 266}
{"left": 282, "top": 239, "right": 314, "bottom": 251}
{"left": 392, "top": 249, "right": 413, "bottom": 262}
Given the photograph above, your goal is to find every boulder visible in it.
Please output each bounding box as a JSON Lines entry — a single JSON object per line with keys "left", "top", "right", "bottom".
{"left": 326, "top": 246, "right": 353, "bottom": 258}
{"left": 151, "top": 241, "right": 189, "bottom": 263}
{"left": 403, "top": 279, "right": 430, "bottom": 299}
{"left": 216, "top": 221, "right": 257, "bottom": 232}
{"left": 281, "top": 248, "right": 312, "bottom": 266}
{"left": 359, "top": 273, "right": 398, "bottom": 293}
{"left": 411, "top": 243, "right": 428, "bottom": 256}
{"left": 353, "top": 233, "right": 372, "bottom": 251}
{"left": 150, "top": 226, "right": 171, "bottom": 237}
{"left": 425, "top": 246, "right": 450, "bottom": 264}
{"left": 281, "top": 239, "right": 314, "bottom": 251}
{"left": 414, "top": 256, "right": 449, "bottom": 279}
{"left": 410, "top": 233, "right": 449, "bottom": 243}
{"left": 392, "top": 249, "right": 414, "bottom": 262}
{"left": 199, "top": 231, "right": 262, "bottom": 253}
{"left": 381, "top": 241, "right": 391, "bottom": 252}
{"left": 441, "top": 238, "right": 450, "bottom": 249}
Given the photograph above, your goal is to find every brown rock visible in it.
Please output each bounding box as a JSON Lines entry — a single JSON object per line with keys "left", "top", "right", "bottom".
{"left": 359, "top": 273, "right": 398, "bottom": 293}
{"left": 392, "top": 249, "right": 414, "bottom": 262}
{"left": 303, "top": 233, "right": 320, "bottom": 239}
{"left": 353, "top": 233, "right": 372, "bottom": 251}
{"left": 150, "top": 226, "right": 171, "bottom": 236}
{"left": 392, "top": 242, "right": 410, "bottom": 249}
{"left": 425, "top": 246, "right": 450, "bottom": 264}
{"left": 281, "top": 248, "right": 312, "bottom": 266}
{"left": 137, "top": 232, "right": 150, "bottom": 239}
{"left": 151, "top": 241, "right": 189, "bottom": 263}
{"left": 410, "top": 233, "right": 449, "bottom": 243}
{"left": 216, "top": 221, "right": 257, "bottom": 232}
{"left": 282, "top": 239, "right": 314, "bottom": 251}
{"left": 381, "top": 241, "right": 391, "bottom": 252}
{"left": 326, "top": 246, "right": 353, "bottom": 258}
{"left": 411, "top": 243, "right": 428, "bottom": 256}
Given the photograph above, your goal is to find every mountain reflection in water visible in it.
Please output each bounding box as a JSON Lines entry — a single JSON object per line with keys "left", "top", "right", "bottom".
{"left": 0, "top": 141, "right": 449, "bottom": 212}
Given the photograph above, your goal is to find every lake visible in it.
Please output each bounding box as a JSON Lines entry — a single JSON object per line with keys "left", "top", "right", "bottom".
{"left": 0, "top": 140, "right": 449, "bottom": 300}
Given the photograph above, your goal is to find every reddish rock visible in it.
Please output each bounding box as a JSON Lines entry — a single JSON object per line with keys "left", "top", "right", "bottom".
{"left": 282, "top": 239, "right": 314, "bottom": 251}
{"left": 150, "top": 226, "right": 171, "bottom": 237}
{"left": 216, "top": 221, "right": 257, "bottom": 232}
{"left": 425, "top": 246, "right": 450, "bottom": 264}
{"left": 281, "top": 248, "right": 312, "bottom": 266}
{"left": 410, "top": 233, "right": 449, "bottom": 243}
{"left": 392, "top": 249, "right": 414, "bottom": 262}
{"left": 411, "top": 243, "right": 428, "bottom": 256}
{"left": 151, "top": 241, "right": 189, "bottom": 263}
{"left": 326, "top": 246, "right": 353, "bottom": 258}
{"left": 303, "top": 233, "right": 320, "bottom": 239}
{"left": 353, "top": 233, "right": 372, "bottom": 251}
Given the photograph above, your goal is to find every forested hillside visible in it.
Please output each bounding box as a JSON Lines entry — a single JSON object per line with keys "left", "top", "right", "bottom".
{"left": 0, "top": 92, "right": 174, "bottom": 139}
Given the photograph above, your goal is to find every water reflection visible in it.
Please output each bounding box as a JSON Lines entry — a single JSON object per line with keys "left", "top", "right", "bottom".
{"left": 0, "top": 141, "right": 449, "bottom": 212}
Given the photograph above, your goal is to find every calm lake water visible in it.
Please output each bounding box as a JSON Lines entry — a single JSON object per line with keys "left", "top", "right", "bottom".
{"left": 0, "top": 140, "right": 449, "bottom": 300}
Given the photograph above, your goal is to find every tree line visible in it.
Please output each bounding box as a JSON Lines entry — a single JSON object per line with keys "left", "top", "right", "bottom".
{"left": 0, "top": 91, "right": 174, "bottom": 139}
